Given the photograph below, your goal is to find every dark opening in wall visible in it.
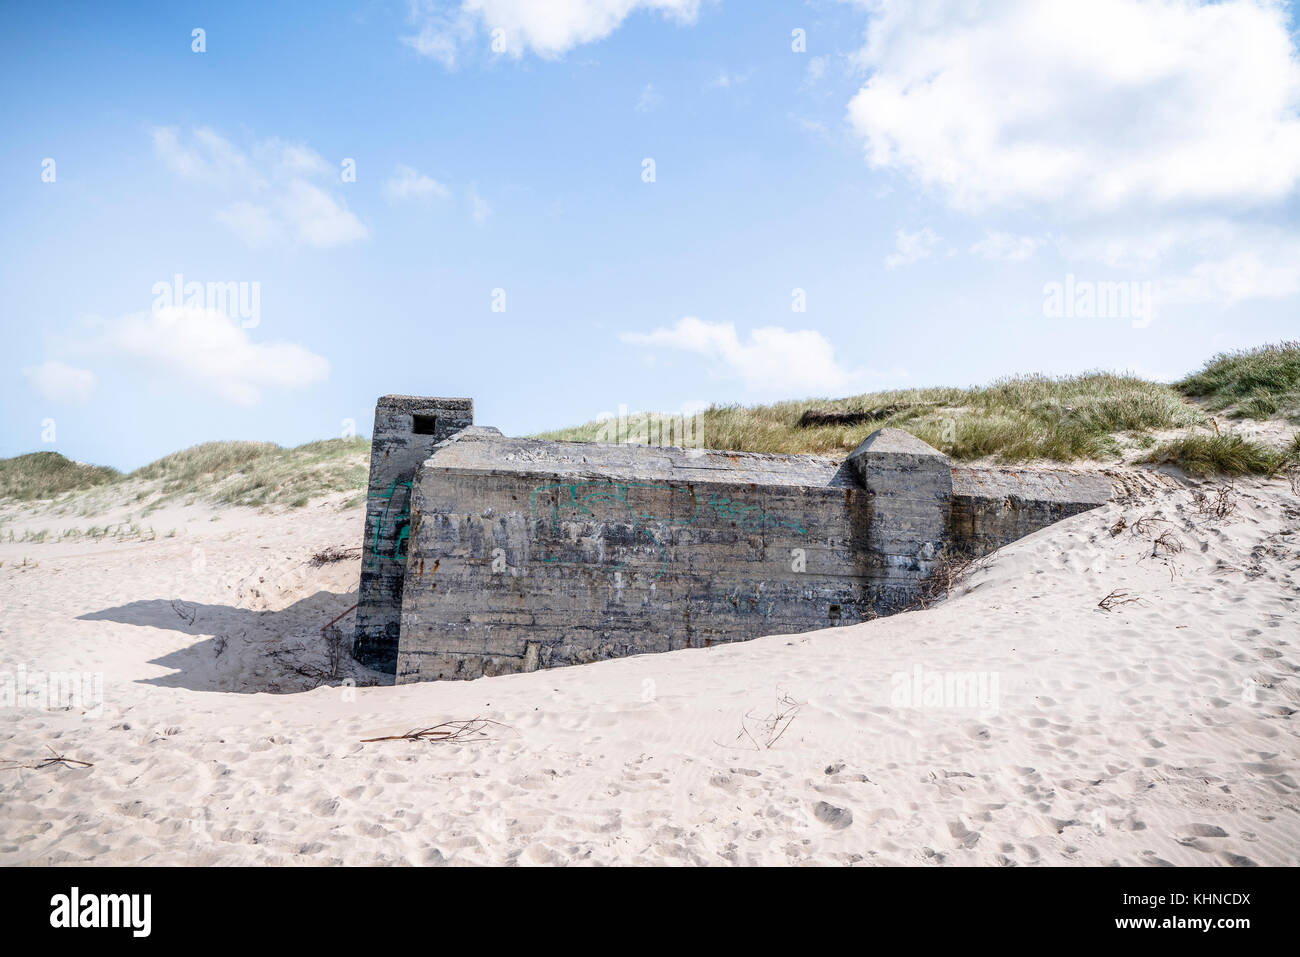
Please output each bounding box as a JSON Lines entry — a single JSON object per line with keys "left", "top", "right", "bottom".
{"left": 412, "top": 414, "right": 438, "bottom": 435}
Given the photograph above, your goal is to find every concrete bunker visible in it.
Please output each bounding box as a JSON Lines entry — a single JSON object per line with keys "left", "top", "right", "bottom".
{"left": 353, "top": 395, "right": 1112, "bottom": 682}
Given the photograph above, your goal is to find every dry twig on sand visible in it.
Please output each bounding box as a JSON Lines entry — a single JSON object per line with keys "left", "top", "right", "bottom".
{"left": 1129, "top": 514, "right": 1170, "bottom": 537}
{"left": 722, "top": 691, "right": 805, "bottom": 751}
{"left": 1193, "top": 485, "right": 1237, "bottom": 520}
{"left": 1097, "top": 589, "right": 1143, "bottom": 611}
{"left": 911, "top": 548, "right": 996, "bottom": 610}
{"left": 360, "top": 718, "right": 513, "bottom": 744}
{"left": 322, "top": 625, "right": 346, "bottom": 681}
{"left": 1109, "top": 516, "right": 1128, "bottom": 536}
{"left": 1, "top": 746, "right": 94, "bottom": 771}
{"left": 1151, "top": 529, "right": 1185, "bottom": 557}
{"left": 309, "top": 545, "right": 359, "bottom": 567}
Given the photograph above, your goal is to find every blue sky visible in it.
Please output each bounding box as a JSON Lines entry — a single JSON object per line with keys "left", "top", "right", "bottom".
{"left": 3, "top": 0, "right": 1299, "bottom": 470}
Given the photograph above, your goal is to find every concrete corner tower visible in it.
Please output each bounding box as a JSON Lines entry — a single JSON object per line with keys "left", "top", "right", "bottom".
{"left": 353, "top": 395, "right": 473, "bottom": 672}
{"left": 846, "top": 428, "right": 952, "bottom": 610}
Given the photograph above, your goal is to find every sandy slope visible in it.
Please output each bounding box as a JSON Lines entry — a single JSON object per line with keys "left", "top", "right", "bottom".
{"left": 0, "top": 472, "right": 1296, "bottom": 866}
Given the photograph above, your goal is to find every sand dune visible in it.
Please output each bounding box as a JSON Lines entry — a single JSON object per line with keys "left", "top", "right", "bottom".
{"left": 1, "top": 472, "right": 1296, "bottom": 865}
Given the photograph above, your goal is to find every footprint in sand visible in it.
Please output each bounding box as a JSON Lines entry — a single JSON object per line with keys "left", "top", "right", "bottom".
{"left": 947, "top": 820, "right": 981, "bottom": 847}
{"left": 813, "top": 802, "right": 853, "bottom": 829}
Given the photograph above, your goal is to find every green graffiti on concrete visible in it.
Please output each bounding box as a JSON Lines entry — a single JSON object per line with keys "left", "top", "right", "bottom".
{"left": 368, "top": 479, "right": 413, "bottom": 567}
{"left": 527, "top": 481, "right": 806, "bottom": 578}
{"left": 706, "top": 493, "right": 807, "bottom": 534}
{"left": 529, "top": 481, "right": 697, "bottom": 578}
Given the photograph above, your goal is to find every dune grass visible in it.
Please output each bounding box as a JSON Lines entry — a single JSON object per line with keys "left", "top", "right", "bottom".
{"left": 1177, "top": 341, "right": 1300, "bottom": 421}
{"left": 130, "top": 438, "right": 371, "bottom": 507}
{"left": 540, "top": 371, "right": 1204, "bottom": 463}
{"left": 0, "top": 452, "right": 120, "bottom": 501}
{"left": 1142, "top": 433, "right": 1299, "bottom": 478}
{"left": 6, "top": 346, "right": 1296, "bottom": 508}
{"left": 0, "top": 438, "right": 371, "bottom": 508}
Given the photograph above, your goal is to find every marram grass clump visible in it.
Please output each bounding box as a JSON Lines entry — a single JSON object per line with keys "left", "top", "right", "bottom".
{"left": 1177, "top": 341, "right": 1300, "bottom": 421}
{"left": 1143, "top": 433, "right": 1300, "bottom": 478}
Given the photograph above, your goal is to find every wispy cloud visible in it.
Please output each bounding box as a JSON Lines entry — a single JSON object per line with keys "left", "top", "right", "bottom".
{"left": 152, "top": 126, "right": 368, "bottom": 249}
{"left": 884, "top": 227, "right": 939, "bottom": 268}
{"left": 52, "top": 308, "right": 330, "bottom": 407}
{"left": 469, "top": 184, "right": 492, "bottom": 224}
{"left": 23, "top": 360, "right": 98, "bottom": 405}
{"left": 385, "top": 164, "right": 452, "bottom": 202}
{"left": 403, "top": 0, "right": 703, "bottom": 67}
{"left": 970, "top": 231, "right": 1043, "bottom": 263}
{"left": 622, "top": 316, "right": 869, "bottom": 397}
{"left": 1059, "top": 220, "right": 1300, "bottom": 307}
{"left": 709, "top": 69, "right": 751, "bottom": 90}
{"left": 636, "top": 82, "right": 664, "bottom": 112}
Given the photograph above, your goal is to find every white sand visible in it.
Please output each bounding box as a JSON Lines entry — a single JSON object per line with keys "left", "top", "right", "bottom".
{"left": 1, "top": 472, "right": 1296, "bottom": 866}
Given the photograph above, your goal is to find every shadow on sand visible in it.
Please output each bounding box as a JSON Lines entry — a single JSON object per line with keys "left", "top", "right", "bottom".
{"left": 76, "top": 590, "right": 391, "bottom": 693}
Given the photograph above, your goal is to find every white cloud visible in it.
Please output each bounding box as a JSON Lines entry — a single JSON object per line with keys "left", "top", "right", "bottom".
{"left": 621, "top": 316, "right": 868, "bottom": 396}
{"left": 636, "top": 82, "right": 664, "bottom": 112}
{"left": 1157, "top": 238, "right": 1300, "bottom": 307}
{"left": 469, "top": 184, "right": 492, "bottom": 224}
{"left": 386, "top": 164, "right": 452, "bottom": 201}
{"left": 279, "top": 181, "right": 369, "bottom": 247}
{"left": 846, "top": 0, "right": 1300, "bottom": 214}
{"left": 268, "top": 141, "right": 332, "bottom": 179}
{"left": 75, "top": 308, "right": 329, "bottom": 407}
{"left": 151, "top": 126, "right": 262, "bottom": 188}
{"left": 23, "top": 361, "right": 98, "bottom": 404}
{"left": 970, "top": 231, "right": 1043, "bottom": 262}
{"left": 403, "top": 0, "right": 702, "bottom": 65}
{"left": 884, "top": 226, "right": 939, "bottom": 268}
{"left": 153, "top": 127, "right": 367, "bottom": 249}
{"left": 215, "top": 202, "right": 282, "bottom": 248}
{"left": 709, "top": 69, "right": 750, "bottom": 90}
{"left": 1057, "top": 219, "right": 1300, "bottom": 306}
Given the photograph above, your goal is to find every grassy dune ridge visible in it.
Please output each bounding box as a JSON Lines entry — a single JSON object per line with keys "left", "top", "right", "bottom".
{"left": 0, "top": 438, "right": 369, "bottom": 510}
{"left": 3, "top": 344, "right": 1298, "bottom": 507}
{"left": 542, "top": 371, "right": 1205, "bottom": 461}
{"left": 1176, "top": 341, "right": 1300, "bottom": 421}
{"left": 0, "top": 451, "right": 121, "bottom": 501}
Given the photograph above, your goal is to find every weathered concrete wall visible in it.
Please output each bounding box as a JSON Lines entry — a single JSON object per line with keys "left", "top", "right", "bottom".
{"left": 394, "top": 433, "right": 880, "bottom": 682}
{"left": 948, "top": 467, "right": 1112, "bottom": 556}
{"left": 349, "top": 394, "right": 1115, "bottom": 681}
{"left": 353, "top": 395, "right": 472, "bottom": 672}
{"left": 390, "top": 427, "right": 1115, "bottom": 682}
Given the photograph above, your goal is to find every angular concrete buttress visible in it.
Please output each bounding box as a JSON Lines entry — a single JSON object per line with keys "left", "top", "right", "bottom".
{"left": 846, "top": 428, "right": 952, "bottom": 607}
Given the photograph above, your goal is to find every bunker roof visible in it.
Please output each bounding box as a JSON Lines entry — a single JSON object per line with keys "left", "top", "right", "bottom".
{"left": 421, "top": 427, "right": 857, "bottom": 488}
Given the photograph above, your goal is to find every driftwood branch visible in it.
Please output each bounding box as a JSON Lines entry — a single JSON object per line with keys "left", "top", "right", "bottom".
{"left": 360, "top": 718, "right": 513, "bottom": 744}
{"left": 1098, "top": 589, "right": 1143, "bottom": 611}
{"left": 1, "top": 746, "right": 94, "bottom": 771}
